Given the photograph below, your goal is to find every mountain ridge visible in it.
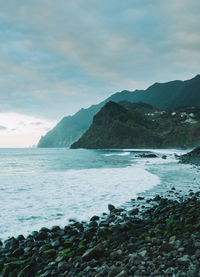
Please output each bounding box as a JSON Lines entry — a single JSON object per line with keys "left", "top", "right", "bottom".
{"left": 38, "top": 74, "right": 200, "bottom": 148}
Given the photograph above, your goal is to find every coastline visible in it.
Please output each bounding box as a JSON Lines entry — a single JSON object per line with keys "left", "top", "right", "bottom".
{"left": 1, "top": 188, "right": 200, "bottom": 276}
{"left": 1, "top": 148, "right": 199, "bottom": 276}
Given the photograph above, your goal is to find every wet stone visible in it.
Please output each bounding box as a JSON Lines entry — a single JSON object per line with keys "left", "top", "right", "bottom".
{"left": 108, "top": 204, "right": 115, "bottom": 212}
{"left": 51, "top": 226, "right": 61, "bottom": 232}
{"left": 177, "top": 255, "right": 190, "bottom": 266}
{"left": 90, "top": 215, "right": 100, "bottom": 221}
{"left": 1, "top": 196, "right": 200, "bottom": 276}
{"left": 17, "top": 235, "right": 25, "bottom": 241}
{"left": 82, "top": 243, "right": 104, "bottom": 261}
{"left": 12, "top": 247, "right": 24, "bottom": 257}
{"left": 5, "top": 237, "right": 19, "bottom": 250}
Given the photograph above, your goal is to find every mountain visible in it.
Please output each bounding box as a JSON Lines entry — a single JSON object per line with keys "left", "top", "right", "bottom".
{"left": 38, "top": 75, "right": 200, "bottom": 148}
{"left": 71, "top": 101, "right": 200, "bottom": 149}
{"left": 38, "top": 105, "right": 101, "bottom": 148}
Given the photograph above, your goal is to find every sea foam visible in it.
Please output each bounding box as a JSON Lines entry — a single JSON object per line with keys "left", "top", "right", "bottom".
{"left": 0, "top": 165, "right": 159, "bottom": 240}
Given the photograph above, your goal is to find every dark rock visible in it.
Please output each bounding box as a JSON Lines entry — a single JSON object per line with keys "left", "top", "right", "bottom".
{"left": 39, "top": 244, "right": 51, "bottom": 253}
{"left": 1, "top": 261, "right": 22, "bottom": 277}
{"left": 160, "top": 243, "right": 174, "bottom": 253}
{"left": 108, "top": 204, "right": 115, "bottom": 212}
{"left": 139, "top": 153, "right": 158, "bottom": 158}
{"left": 18, "top": 263, "right": 36, "bottom": 277}
{"left": 17, "top": 235, "right": 25, "bottom": 241}
{"left": 31, "top": 231, "right": 38, "bottom": 238}
{"left": 57, "top": 229, "right": 65, "bottom": 236}
{"left": 179, "top": 146, "right": 200, "bottom": 165}
{"left": 40, "top": 227, "right": 50, "bottom": 233}
{"left": 57, "top": 261, "right": 68, "bottom": 273}
{"left": 35, "top": 231, "right": 48, "bottom": 240}
{"left": 89, "top": 221, "right": 98, "bottom": 228}
{"left": 51, "top": 238, "right": 61, "bottom": 247}
{"left": 82, "top": 244, "right": 105, "bottom": 261}
{"left": 177, "top": 255, "right": 190, "bottom": 266}
{"left": 138, "top": 249, "right": 147, "bottom": 257}
{"left": 51, "top": 226, "right": 61, "bottom": 232}
{"left": 153, "top": 195, "right": 161, "bottom": 201}
{"left": 12, "top": 247, "right": 24, "bottom": 257}
{"left": 5, "top": 237, "right": 19, "bottom": 250}
{"left": 115, "top": 270, "right": 128, "bottom": 277}
{"left": 90, "top": 215, "right": 100, "bottom": 221}
{"left": 137, "top": 196, "right": 144, "bottom": 200}
{"left": 2, "top": 195, "right": 200, "bottom": 276}
{"left": 128, "top": 208, "right": 139, "bottom": 216}
{"left": 108, "top": 266, "right": 123, "bottom": 277}
{"left": 128, "top": 253, "right": 143, "bottom": 266}
{"left": 146, "top": 199, "right": 151, "bottom": 203}
{"left": 110, "top": 249, "right": 122, "bottom": 260}
{"left": 195, "top": 249, "right": 200, "bottom": 258}
{"left": 42, "top": 249, "right": 56, "bottom": 258}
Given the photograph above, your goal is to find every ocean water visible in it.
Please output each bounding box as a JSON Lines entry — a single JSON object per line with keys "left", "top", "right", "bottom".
{"left": 0, "top": 148, "right": 199, "bottom": 241}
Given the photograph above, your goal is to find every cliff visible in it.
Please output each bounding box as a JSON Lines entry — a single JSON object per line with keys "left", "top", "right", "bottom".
{"left": 71, "top": 101, "right": 200, "bottom": 149}
{"left": 38, "top": 74, "right": 200, "bottom": 147}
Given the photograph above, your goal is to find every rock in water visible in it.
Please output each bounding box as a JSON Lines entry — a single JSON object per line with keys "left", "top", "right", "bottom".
{"left": 138, "top": 153, "right": 158, "bottom": 158}
{"left": 108, "top": 204, "right": 115, "bottom": 212}
{"left": 179, "top": 146, "right": 200, "bottom": 165}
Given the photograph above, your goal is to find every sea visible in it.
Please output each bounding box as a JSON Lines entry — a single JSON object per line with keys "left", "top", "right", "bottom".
{"left": 0, "top": 148, "right": 199, "bottom": 241}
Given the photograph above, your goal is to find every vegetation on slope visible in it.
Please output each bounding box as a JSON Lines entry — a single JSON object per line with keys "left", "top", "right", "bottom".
{"left": 38, "top": 74, "right": 200, "bottom": 148}
{"left": 71, "top": 101, "right": 200, "bottom": 149}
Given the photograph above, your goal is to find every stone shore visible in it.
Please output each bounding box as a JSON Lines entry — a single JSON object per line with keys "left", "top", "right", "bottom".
{"left": 1, "top": 191, "right": 200, "bottom": 277}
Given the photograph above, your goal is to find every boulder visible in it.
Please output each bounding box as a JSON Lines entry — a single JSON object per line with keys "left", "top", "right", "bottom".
{"left": 108, "top": 204, "right": 115, "bottom": 212}
{"left": 82, "top": 244, "right": 104, "bottom": 261}
{"left": 138, "top": 153, "right": 158, "bottom": 158}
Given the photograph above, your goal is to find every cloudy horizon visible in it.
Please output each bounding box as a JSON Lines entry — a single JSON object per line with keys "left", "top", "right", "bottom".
{"left": 0, "top": 0, "right": 200, "bottom": 147}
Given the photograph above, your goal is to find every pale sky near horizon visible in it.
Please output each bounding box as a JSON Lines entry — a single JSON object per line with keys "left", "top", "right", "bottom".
{"left": 0, "top": 0, "right": 200, "bottom": 147}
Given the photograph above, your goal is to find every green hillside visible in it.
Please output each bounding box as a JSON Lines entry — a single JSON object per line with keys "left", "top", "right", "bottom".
{"left": 38, "top": 75, "right": 200, "bottom": 148}
{"left": 71, "top": 101, "right": 200, "bottom": 149}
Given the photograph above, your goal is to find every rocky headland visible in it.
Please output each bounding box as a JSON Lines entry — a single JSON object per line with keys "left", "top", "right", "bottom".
{"left": 1, "top": 189, "right": 200, "bottom": 277}
{"left": 38, "top": 74, "right": 200, "bottom": 148}
{"left": 71, "top": 101, "right": 200, "bottom": 149}
{"left": 179, "top": 146, "right": 200, "bottom": 166}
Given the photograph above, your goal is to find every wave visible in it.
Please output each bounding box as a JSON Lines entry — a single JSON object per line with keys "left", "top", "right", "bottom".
{"left": 0, "top": 165, "right": 160, "bottom": 240}
{"left": 104, "top": 151, "right": 130, "bottom": 157}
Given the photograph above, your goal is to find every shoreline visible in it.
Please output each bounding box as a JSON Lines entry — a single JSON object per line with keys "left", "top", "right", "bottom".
{"left": 1, "top": 153, "right": 198, "bottom": 243}
{"left": 1, "top": 188, "right": 200, "bottom": 276}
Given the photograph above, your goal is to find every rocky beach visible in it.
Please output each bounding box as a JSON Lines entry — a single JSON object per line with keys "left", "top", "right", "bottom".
{"left": 1, "top": 1, "right": 200, "bottom": 275}
{"left": 1, "top": 184, "right": 200, "bottom": 277}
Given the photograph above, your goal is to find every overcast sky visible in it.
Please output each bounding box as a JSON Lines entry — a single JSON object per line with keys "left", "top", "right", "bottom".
{"left": 0, "top": 0, "right": 200, "bottom": 147}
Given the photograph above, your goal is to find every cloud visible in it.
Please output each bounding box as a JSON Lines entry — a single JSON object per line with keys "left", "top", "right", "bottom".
{"left": 0, "top": 112, "right": 56, "bottom": 147}
{"left": 19, "top": 121, "right": 26, "bottom": 126}
{"left": 30, "top": 122, "right": 42, "bottom": 126}
{"left": 0, "top": 125, "right": 7, "bottom": 130}
{"left": 0, "top": 0, "right": 199, "bottom": 121}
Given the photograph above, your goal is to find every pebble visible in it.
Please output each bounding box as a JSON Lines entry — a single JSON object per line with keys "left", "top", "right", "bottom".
{"left": 1, "top": 195, "right": 200, "bottom": 276}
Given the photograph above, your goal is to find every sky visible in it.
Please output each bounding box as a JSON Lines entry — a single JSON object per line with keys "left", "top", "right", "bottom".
{"left": 0, "top": 0, "right": 200, "bottom": 147}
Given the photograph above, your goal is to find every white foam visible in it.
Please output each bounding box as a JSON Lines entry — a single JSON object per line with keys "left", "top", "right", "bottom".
{"left": 125, "top": 148, "right": 188, "bottom": 154}
{"left": 0, "top": 165, "right": 160, "bottom": 240}
{"left": 104, "top": 152, "right": 130, "bottom": 157}
{"left": 132, "top": 149, "right": 189, "bottom": 167}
